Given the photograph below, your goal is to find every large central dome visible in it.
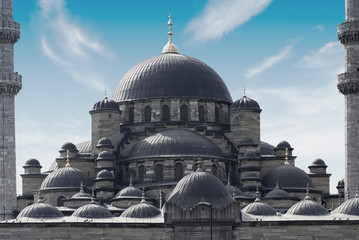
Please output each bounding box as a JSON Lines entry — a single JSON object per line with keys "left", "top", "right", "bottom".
{"left": 112, "top": 53, "right": 232, "bottom": 103}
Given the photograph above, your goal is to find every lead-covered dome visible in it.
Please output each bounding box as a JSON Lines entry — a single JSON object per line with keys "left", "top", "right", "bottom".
{"left": 126, "top": 129, "right": 224, "bottom": 160}
{"left": 333, "top": 189, "right": 359, "bottom": 216}
{"left": 286, "top": 194, "right": 329, "bottom": 216}
{"left": 120, "top": 199, "right": 161, "bottom": 218}
{"left": 72, "top": 202, "right": 113, "bottom": 218}
{"left": 231, "top": 95, "right": 261, "bottom": 112}
{"left": 92, "top": 96, "right": 119, "bottom": 111}
{"left": 113, "top": 53, "right": 232, "bottom": 103}
{"left": 17, "top": 198, "right": 63, "bottom": 219}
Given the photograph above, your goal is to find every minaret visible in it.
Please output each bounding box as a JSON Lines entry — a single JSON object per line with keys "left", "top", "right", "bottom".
{"left": 337, "top": 0, "right": 359, "bottom": 199}
{"left": 0, "top": 0, "right": 21, "bottom": 219}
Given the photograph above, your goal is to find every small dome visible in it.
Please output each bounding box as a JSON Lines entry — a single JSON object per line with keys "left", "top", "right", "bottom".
{"left": 97, "top": 151, "right": 114, "bottom": 160}
{"left": 310, "top": 158, "right": 327, "bottom": 167}
{"left": 127, "top": 129, "right": 224, "bottom": 160}
{"left": 262, "top": 165, "right": 314, "bottom": 189}
{"left": 226, "top": 182, "right": 247, "bottom": 198}
{"left": 17, "top": 198, "right": 63, "bottom": 219}
{"left": 72, "top": 202, "right": 113, "bottom": 218}
{"left": 286, "top": 194, "right": 329, "bottom": 216}
{"left": 242, "top": 196, "right": 276, "bottom": 216}
{"left": 96, "top": 138, "right": 114, "bottom": 149}
{"left": 238, "top": 137, "right": 256, "bottom": 146}
{"left": 275, "top": 140, "right": 293, "bottom": 150}
{"left": 96, "top": 169, "right": 113, "bottom": 180}
{"left": 230, "top": 96, "right": 261, "bottom": 112}
{"left": 242, "top": 151, "right": 258, "bottom": 159}
{"left": 71, "top": 190, "right": 91, "bottom": 199}
{"left": 337, "top": 178, "right": 345, "bottom": 188}
{"left": 166, "top": 168, "right": 234, "bottom": 208}
{"left": 260, "top": 141, "right": 276, "bottom": 156}
{"left": 120, "top": 200, "right": 161, "bottom": 218}
{"left": 264, "top": 185, "right": 291, "bottom": 199}
{"left": 59, "top": 142, "right": 77, "bottom": 152}
{"left": 76, "top": 141, "right": 92, "bottom": 153}
{"left": 114, "top": 180, "right": 142, "bottom": 199}
{"left": 333, "top": 191, "right": 359, "bottom": 215}
{"left": 24, "top": 158, "right": 41, "bottom": 167}
{"left": 40, "top": 167, "right": 93, "bottom": 190}
{"left": 92, "top": 96, "right": 119, "bottom": 111}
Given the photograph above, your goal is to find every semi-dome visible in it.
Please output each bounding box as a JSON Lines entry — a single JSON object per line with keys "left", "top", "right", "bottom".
{"left": 17, "top": 198, "right": 63, "bottom": 219}
{"left": 40, "top": 166, "right": 93, "bottom": 190}
{"left": 72, "top": 202, "right": 113, "bottom": 218}
{"left": 242, "top": 195, "right": 276, "bottom": 216}
{"left": 76, "top": 141, "right": 92, "bottom": 153}
{"left": 333, "top": 188, "right": 359, "bottom": 215}
{"left": 286, "top": 193, "right": 329, "bottom": 216}
{"left": 231, "top": 95, "right": 261, "bottom": 112}
{"left": 24, "top": 158, "right": 41, "bottom": 167}
{"left": 112, "top": 53, "right": 232, "bottom": 103}
{"left": 96, "top": 137, "right": 114, "bottom": 149}
{"left": 126, "top": 129, "right": 224, "bottom": 160}
{"left": 262, "top": 165, "right": 314, "bottom": 189}
{"left": 92, "top": 96, "right": 119, "bottom": 111}
{"left": 96, "top": 169, "right": 113, "bottom": 180}
{"left": 120, "top": 199, "right": 161, "bottom": 218}
{"left": 166, "top": 168, "right": 234, "bottom": 208}
{"left": 59, "top": 142, "right": 77, "bottom": 152}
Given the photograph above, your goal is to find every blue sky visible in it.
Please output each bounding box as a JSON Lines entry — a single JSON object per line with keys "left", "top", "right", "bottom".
{"left": 13, "top": 0, "right": 345, "bottom": 194}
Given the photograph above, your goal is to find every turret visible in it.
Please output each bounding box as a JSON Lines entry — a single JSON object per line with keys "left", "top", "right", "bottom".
{"left": 337, "top": 0, "right": 359, "bottom": 199}
{"left": 308, "top": 159, "right": 331, "bottom": 195}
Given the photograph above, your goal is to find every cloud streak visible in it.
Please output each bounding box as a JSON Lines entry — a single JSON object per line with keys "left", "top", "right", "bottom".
{"left": 36, "top": 0, "right": 112, "bottom": 92}
{"left": 186, "top": 0, "right": 272, "bottom": 43}
{"left": 245, "top": 44, "right": 294, "bottom": 78}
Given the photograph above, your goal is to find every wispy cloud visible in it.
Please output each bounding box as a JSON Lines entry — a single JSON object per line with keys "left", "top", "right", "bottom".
{"left": 186, "top": 0, "right": 273, "bottom": 43}
{"left": 245, "top": 44, "right": 294, "bottom": 78}
{"left": 36, "top": 0, "right": 112, "bottom": 92}
{"left": 313, "top": 24, "right": 325, "bottom": 34}
{"left": 298, "top": 41, "right": 343, "bottom": 69}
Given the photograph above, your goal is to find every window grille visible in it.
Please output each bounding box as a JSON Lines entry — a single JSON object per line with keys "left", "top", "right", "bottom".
{"left": 144, "top": 106, "right": 151, "bottom": 122}
{"left": 174, "top": 162, "right": 184, "bottom": 180}
{"left": 129, "top": 107, "right": 134, "bottom": 123}
{"left": 138, "top": 165, "right": 145, "bottom": 182}
{"left": 162, "top": 105, "right": 170, "bottom": 121}
{"left": 198, "top": 105, "right": 205, "bottom": 122}
{"left": 180, "top": 105, "right": 188, "bottom": 121}
{"left": 154, "top": 164, "right": 164, "bottom": 182}
{"left": 215, "top": 107, "right": 219, "bottom": 123}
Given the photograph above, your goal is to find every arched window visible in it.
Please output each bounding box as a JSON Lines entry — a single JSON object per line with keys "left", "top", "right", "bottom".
{"left": 144, "top": 106, "right": 151, "bottom": 122}
{"left": 215, "top": 106, "right": 219, "bottom": 123}
{"left": 138, "top": 165, "right": 145, "bottom": 182}
{"left": 180, "top": 105, "right": 188, "bottom": 121}
{"left": 174, "top": 162, "right": 184, "bottom": 180}
{"left": 198, "top": 105, "right": 205, "bottom": 122}
{"left": 57, "top": 196, "right": 65, "bottom": 206}
{"left": 154, "top": 164, "right": 164, "bottom": 182}
{"left": 161, "top": 105, "right": 170, "bottom": 121}
{"left": 211, "top": 164, "right": 218, "bottom": 177}
{"left": 129, "top": 107, "right": 134, "bottom": 123}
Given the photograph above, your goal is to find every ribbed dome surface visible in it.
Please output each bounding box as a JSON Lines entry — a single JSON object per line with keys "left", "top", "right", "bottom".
{"left": 114, "top": 185, "right": 142, "bottom": 198}
{"left": 96, "top": 169, "right": 113, "bottom": 180}
{"left": 17, "top": 199, "right": 63, "bottom": 219}
{"left": 113, "top": 53, "right": 232, "bottom": 103}
{"left": 40, "top": 167, "right": 93, "bottom": 190}
{"left": 93, "top": 96, "right": 119, "bottom": 111}
{"left": 276, "top": 140, "right": 292, "bottom": 149}
{"left": 260, "top": 141, "right": 276, "bottom": 156}
{"left": 72, "top": 202, "right": 113, "bottom": 218}
{"left": 242, "top": 198, "right": 276, "bottom": 216}
{"left": 96, "top": 138, "right": 114, "bottom": 149}
{"left": 286, "top": 197, "right": 329, "bottom": 216}
{"left": 127, "top": 129, "right": 224, "bottom": 160}
{"left": 231, "top": 96, "right": 261, "bottom": 111}
{"left": 226, "top": 184, "right": 247, "bottom": 198}
{"left": 167, "top": 169, "right": 234, "bottom": 208}
{"left": 310, "top": 158, "right": 327, "bottom": 167}
{"left": 120, "top": 201, "right": 161, "bottom": 218}
{"left": 332, "top": 195, "right": 359, "bottom": 215}
{"left": 97, "top": 151, "right": 114, "bottom": 160}
{"left": 60, "top": 142, "right": 77, "bottom": 151}
{"left": 262, "top": 165, "right": 314, "bottom": 189}
{"left": 264, "top": 186, "right": 291, "bottom": 199}
{"left": 76, "top": 141, "right": 92, "bottom": 153}
{"left": 71, "top": 190, "right": 91, "bottom": 199}
{"left": 24, "top": 158, "right": 41, "bottom": 167}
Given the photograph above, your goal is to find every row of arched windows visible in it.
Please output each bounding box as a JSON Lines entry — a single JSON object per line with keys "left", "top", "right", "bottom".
{"left": 128, "top": 104, "right": 220, "bottom": 123}
{"left": 136, "top": 163, "right": 218, "bottom": 182}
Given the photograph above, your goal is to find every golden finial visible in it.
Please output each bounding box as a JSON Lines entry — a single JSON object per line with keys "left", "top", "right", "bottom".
{"left": 284, "top": 148, "right": 289, "bottom": 165}
{"left": 243, "top": 88, "right": 246, "bottom": 97}
{"left": 104, "top": 88, "right": 108, "bottom": 100}
{"left": 162, "top": 13, "right": 179, "bottom": 54}
{"left": 65, "top": 150, "right": 71, "bottom": 167}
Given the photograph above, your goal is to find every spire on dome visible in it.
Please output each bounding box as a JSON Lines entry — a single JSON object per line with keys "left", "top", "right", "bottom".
{"left": 356, "top": 184, "right": 359, "bottom": 198}
{"left": 65, "top": 150, "right": 71, "bottom": 167}
{"left": 162, "top": 13, "right": 179, "bottom": 54}
{"left": 104, "top": 89, "right": 108, "bottom": 100}
{"left": 141, "top": 188, "right": 146, "bottom": 203}
{"left": 129, "top": 174, "right": 133, "bottom": 187}
{"left": 254, "top": 186, "right": 261, "bottom": 202}
{"left": 305, "top": 183, "right": 311, "bottom": 200}
{"left": 284, "top": 148, "right": 290, "bottom": 166}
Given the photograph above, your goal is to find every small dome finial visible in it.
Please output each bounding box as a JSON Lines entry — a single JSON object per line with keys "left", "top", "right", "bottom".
{"left": 275, "top": 181, "right": 279, "bottom": 189}
{"left": 254, "top": 186, "right": 261, "bottom": 202}
{"left": 129, "top": 174, "right": 133, "bottom": 187}
{"left": 232, "top": 189, "right": 236, "bottom": 198}
{"left": 65, "top": 150, "right": 71, "bottom": 167}
{"left": 227, "top": 172, "right": 231, "bottom": 186}
{"left": 305, "top": 183, "right": 311, "bottom": 200}
{"left": 284, "top": 148, "right": 289, "bottom": 166}
{"left": 141, "top": 188, "right": 146, "bottom": 203}
{"left": 162, "top": 13, "right": 179, "bottom": 54}
{"left": 243, "top": 88, "right": 246, "bottom": 97}
{"left": 356, "top": 184, "right": 359, "bottom": 198}
{"left": 80, "top": 182, "right": 84, "bottom": 193}
{"left": 104, "top": 88, "right": 108, "bottom": 100}
{"left": 196, "top": 155, "right": 203, "bottom": 172}
{"left": 90, "top": 189, "right": 96, "bottom": 204}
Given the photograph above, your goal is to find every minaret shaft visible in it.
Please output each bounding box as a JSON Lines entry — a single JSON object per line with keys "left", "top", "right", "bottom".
{"left": 0, "top": 0, "right": 21, "bottom": 220}
{"left": 338, "top": 0, "right": 359, "bottom": 199}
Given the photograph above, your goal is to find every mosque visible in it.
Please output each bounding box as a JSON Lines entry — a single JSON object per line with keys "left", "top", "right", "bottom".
{"left": 1, "top": 0, "right": 359, "bottom": 239}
